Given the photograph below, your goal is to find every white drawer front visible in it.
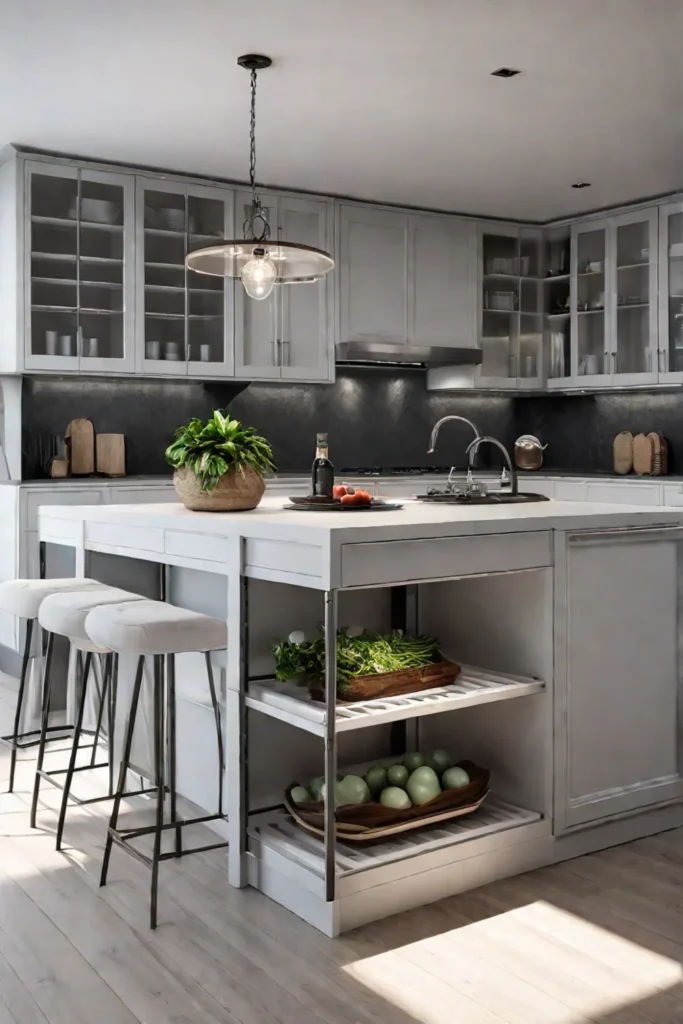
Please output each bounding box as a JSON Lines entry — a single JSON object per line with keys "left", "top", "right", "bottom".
{"left": 586, "top": 481, "right": 661, "bottom": 506}
{"left": 341, "top": 530, "right": 552, "bottom": 588}
{"left": 26, "top": 488, "right": 104, "bottom": 532}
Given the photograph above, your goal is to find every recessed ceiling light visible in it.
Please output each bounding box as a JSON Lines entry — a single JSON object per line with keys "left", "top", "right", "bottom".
{"left": 572, "top": 181, "right": 591, "bottom": 189}
{"left": 491, "top": 67, "right": 521, "bottom": 78}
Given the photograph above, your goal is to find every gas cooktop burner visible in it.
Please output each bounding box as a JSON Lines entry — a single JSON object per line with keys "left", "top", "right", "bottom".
{"left": 340, "top": 466, "right": 454, "bottom": 476}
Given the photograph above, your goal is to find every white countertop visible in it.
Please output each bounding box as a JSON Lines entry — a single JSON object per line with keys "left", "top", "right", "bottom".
{"left": 38, "top": 495, "right": 683, "bottom": 544}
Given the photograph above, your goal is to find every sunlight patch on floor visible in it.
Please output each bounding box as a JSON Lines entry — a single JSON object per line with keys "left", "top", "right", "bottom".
{"left": 342, "top": 900, "right": 682, "bottom": 1024}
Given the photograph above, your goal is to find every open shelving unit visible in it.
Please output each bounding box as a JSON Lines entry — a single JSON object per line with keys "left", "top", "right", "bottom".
{"left": 243, "top": 569, "right": 553, "bottom": 935}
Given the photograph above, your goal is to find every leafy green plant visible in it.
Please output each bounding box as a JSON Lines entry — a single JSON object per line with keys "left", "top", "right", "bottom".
{"left": 165, "top": 410, "right": 276, "bottom": 492}
{"left": 272, "top": 629, "right": 441, "bottom": 694}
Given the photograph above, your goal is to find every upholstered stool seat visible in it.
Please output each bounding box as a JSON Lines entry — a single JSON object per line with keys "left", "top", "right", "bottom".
{"left": 31, "top": 586, "right": 149, "bottom": 850}
{"left": 0, "top": 578, "right": 107, "bottom": 621}
{"left": 86, "top": 599, "right": 228, "bottom": 929}
{"left": 39, "top": 587, "right": 146, "bottom": 651}
{"left": 86, "top": 600, "right": 227, "bottom": 655}
{"left": 0, "top": 577, "right": 113, "bottom": 793}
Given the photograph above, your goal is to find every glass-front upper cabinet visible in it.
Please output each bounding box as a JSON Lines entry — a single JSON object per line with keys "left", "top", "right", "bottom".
{"left": 658, "top": 202, "right": 683, "bottom": 381}
{"left": 611, "top": 209, "right": 657, "bottom": 385}
{"left": 25, "top": 161, "right": 135, "bottom": 372}
{"left": 478, "top": 226, "right": 542, "bottom": 389}
{"left": 136, "top": 177, "right": 233, "bottom": 376}
{"left": 571, "top": 222, "right": 610, "bottom": 384}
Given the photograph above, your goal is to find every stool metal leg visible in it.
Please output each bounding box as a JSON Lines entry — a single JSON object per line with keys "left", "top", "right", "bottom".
{"left": 150, "top": 653, "right": 165, "bottom": 929}
{"left": 55, "top": 652, "right": 92, "bottom": 851}
{"left": 167, "top": 654, "right": 181, "bottom": 857}
{"left": 204, "top": 652, "right": 224, "bottom": 817}
{"left": 90, "top": 654, "right": 111, "bottom": 769}
{"left": 108, "top": 655, "right": 119, "bottom": 797}
{"left": 6, "top": 618, "right": 33, "bottom": 793}
{"left": 30, "top": 631, "right": 55, "bottom": 828}
{"left": 100, "top": 654, "right": 145, "bottom": 888}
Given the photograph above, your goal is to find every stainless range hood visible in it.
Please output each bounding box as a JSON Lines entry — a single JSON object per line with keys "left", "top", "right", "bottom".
{"left": 335, "top": 341, "right": 483, "bottom": 367}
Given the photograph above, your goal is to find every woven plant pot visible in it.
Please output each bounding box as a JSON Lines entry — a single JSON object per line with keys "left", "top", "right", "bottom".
{"left": 173, "top": 465, "right": 265, "bottom": 512}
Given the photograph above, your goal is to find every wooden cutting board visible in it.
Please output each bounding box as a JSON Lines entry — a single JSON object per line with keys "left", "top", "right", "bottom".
{"left": 647, "top": 432, "right": 668, "bottom": 476}
{"left": 96, "top": 433, "right": 126, "bottom": 477}
{"left": 613, "top": 431, "right": 634, "bottom": 475}
{"left": 633, "top": 433, "right": 654, "bottom": 476}
{"left": 65, "top": 418, "right": 95, "bottom": 476}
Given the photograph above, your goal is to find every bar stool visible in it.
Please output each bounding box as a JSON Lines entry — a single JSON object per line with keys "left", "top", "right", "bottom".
{"left": 31, "top": 586, "right": 150, "bottom": 850}
{"left": 0, "top": 577, "right": 112, "bottom": 792}
{"left": 86, "top": 599, "right": 228, "bottom": 929}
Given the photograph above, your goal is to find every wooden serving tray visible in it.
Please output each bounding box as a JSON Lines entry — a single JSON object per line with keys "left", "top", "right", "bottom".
{"left": 309, "top": 658, "right": 461, "bottom": 703}
{"left": 284, "top": 760, "right": 490, "bottom": 844}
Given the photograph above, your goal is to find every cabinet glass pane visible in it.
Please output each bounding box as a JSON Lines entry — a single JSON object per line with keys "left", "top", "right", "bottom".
{"left": 79, "top": 178, "right": 125, "bottom": 362}
{"left": 667, "top": 212, "right": 683, "bottom": 372}
{"left": 576, "top": 229, "right": 606, "bottom": 376}
{"left": 543, "top": 228, "right": 571, "bottom": 379}
{"left": 143, "top": 189, "right": 186, "bottom": 363}
{"left": 519, "top": 315, "right": 542, "bottom": 380}
{"left": 481, "top": 310, "right": 517, "bottom": 378}
{"left": 30, "top": 173, "right": 78, "bottom": 358}
{"left": 615, "top": 220, "right": 650, "bottom": 375}
{"left": 187, "top": 196, "right": 225, "bottom": 363}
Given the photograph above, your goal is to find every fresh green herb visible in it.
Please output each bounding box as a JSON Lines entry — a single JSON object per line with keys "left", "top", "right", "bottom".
{"left": 165, "top": 410, "right": 275, "bottom": 492}
{"left": 272, "top": 629, "right": 441, "bottom": 694}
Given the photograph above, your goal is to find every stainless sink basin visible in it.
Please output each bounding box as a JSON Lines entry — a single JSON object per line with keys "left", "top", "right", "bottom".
{"left": 415, "top": 492, "right": 550, "bottom": 505}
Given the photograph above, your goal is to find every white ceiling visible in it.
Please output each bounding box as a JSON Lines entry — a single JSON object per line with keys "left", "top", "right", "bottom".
{"left": 2, "top": 0, "right": 683, "bottom": 222}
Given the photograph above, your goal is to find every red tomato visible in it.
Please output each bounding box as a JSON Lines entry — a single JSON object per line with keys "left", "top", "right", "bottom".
{"left": 355, "top": 490, "right": 372, "bottom": 505}
{"left": 341, "top": 493, "right": 357, "bottom": 505}
{"left": 333, "top": 485, "right": 347, "bottom": 499}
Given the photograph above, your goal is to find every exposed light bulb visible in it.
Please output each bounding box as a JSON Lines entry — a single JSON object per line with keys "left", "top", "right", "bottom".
{"left": 241, "top": 253, "right": 277, "bottom": 300}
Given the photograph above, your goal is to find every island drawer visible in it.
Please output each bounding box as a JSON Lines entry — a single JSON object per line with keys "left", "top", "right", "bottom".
{"left": 340, "top": 530, "right": 552, "bottom": 587}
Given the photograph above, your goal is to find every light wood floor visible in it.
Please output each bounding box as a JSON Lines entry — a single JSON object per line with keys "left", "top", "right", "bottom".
{"left": 0, "top": 673, "right": 682, "bottom": 1024}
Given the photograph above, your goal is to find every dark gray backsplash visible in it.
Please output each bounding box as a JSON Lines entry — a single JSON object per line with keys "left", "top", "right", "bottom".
{"left": 515, "top": 392, "right": 683, "bottom": 473}
{"left": 22, "top": 371, "right": 514, "bottom": 476}
{"left": 22, "top": 373, "right": 683, "bottom": 478}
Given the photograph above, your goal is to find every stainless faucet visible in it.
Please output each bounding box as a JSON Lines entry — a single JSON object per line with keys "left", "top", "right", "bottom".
{"left": 427, "top": 415, "right": 480, "bottom": 455}
{"left": 465, "top": 437, "right": 518, "bottom": 496}
{"left": 427, "top": 415, "right": 481, "bottom": 488}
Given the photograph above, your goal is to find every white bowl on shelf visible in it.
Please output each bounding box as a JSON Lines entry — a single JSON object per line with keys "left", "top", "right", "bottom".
{"left": 81, "top": 198, "right": 118, "bottom": 224}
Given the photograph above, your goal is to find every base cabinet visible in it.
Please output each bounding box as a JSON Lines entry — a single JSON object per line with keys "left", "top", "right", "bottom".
{"left": 555, "top": 527, "right": 683, "bottom": 831}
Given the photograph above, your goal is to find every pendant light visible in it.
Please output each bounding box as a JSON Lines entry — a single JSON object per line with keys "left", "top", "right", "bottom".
{"left": 185, "top": 54, "right": 334, "bottom": 300}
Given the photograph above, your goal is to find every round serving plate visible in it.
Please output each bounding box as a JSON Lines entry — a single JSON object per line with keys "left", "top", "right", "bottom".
{"left": 283, "top": 500, "right": 403, "bottom": 513}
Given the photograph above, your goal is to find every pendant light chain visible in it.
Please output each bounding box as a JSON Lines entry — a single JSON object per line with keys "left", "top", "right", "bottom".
{"left": 244, "top": 65, "right": 269, "bottom": 242}
{"left": 249, "top": 68, "right": 257, "bottom": 194}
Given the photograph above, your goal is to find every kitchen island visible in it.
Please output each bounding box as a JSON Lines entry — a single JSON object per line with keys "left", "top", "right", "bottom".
{"left": 38, "top": 496, "right": 683, "bottom": 935}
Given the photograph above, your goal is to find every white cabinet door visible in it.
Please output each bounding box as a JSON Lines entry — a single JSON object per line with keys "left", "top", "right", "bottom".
{"left": 278, "top": 195, "right": 333, "bottom": 381}
{"left": 571, "top": 219, "right": 611, "bottom": 386}
{"left": 137, "top": 178, "right": 234, "bottom": 379}
{"left": 658, "top": 201, "right": 683, "bottom": 383}
{"left": 556, "top": 528, "right": 683, "bottom": 830}
{"left": 25, "top": 162, "right": 136, "bottom": 375}
{"left": 339, "top": 204, "right": 409, "bottom": 345}
{"left": 410, "top": 215, "right": 477, "bottom": 349}
{"left": 610, "top": 208, "right": 658, "bottom": 386}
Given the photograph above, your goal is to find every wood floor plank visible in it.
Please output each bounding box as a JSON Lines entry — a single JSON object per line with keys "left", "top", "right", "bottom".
{"left": 0, "top": 950, "right": 50, "bottom": 1024}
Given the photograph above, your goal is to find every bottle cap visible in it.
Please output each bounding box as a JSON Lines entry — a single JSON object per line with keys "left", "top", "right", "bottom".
{"left": 316, "top": 432, "right": 328, "bottom": 447}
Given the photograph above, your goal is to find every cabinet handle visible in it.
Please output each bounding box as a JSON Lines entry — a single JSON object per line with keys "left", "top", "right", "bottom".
{"left": 603, "top": 350, "right": 609, "bottom": 373}
{"left": 659, "top": 348, "right": 666, "bottom": 373}
{"left": 646, "top": 348, "right": 652, "bottom": 372}
{"left": 611, "top": 351, "right": 617, "bottom": 372}
{"left": 271, "top": 339, "right": 279, "bottom": 366}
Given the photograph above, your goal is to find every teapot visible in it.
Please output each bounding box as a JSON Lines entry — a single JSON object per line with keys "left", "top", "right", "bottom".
{"left": 514, "top": 434, "right": 548, "bottom": 471}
